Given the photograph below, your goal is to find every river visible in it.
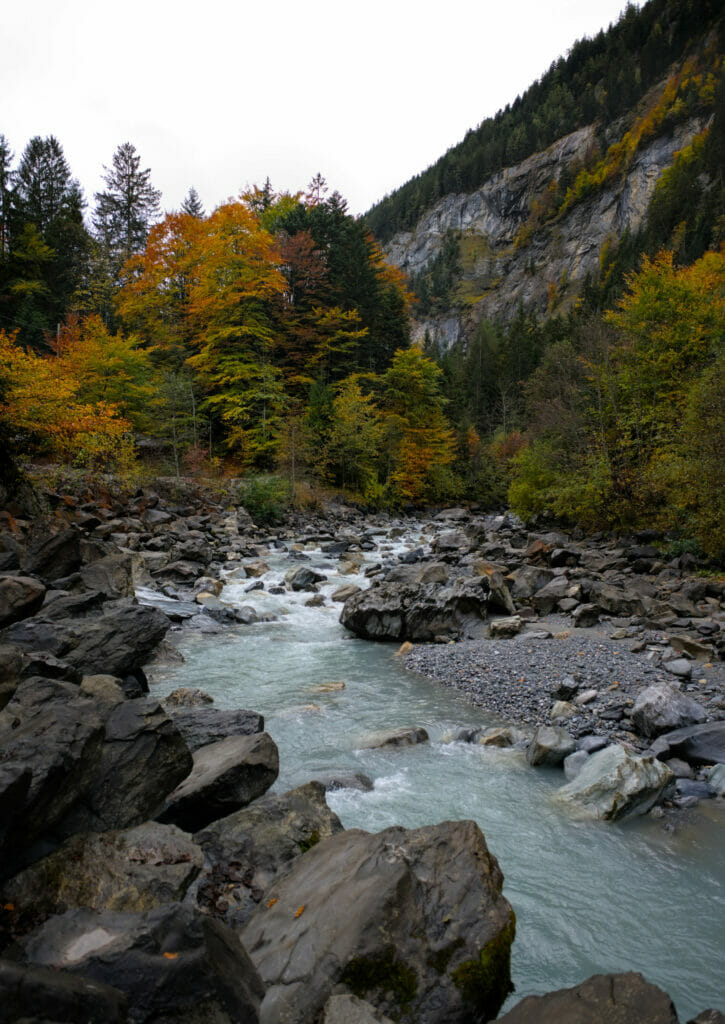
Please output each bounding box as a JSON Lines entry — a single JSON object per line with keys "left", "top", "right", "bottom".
{"left": 146, "top": 527, "right": 725, "bottom": 1020}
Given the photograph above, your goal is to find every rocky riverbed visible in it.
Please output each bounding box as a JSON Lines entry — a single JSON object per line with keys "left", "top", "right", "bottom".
{"left": 0, "top": 473, "right": 723, "bottom": 1023}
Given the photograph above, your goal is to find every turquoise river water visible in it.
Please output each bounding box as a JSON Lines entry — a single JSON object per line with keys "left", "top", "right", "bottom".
{"left": 146, "top": 532, "right": 725, "bottom": 1019}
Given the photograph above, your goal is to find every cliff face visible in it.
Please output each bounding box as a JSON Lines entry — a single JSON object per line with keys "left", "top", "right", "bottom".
{"left": 385, "top": 116, "right": 706, "bottom": 349}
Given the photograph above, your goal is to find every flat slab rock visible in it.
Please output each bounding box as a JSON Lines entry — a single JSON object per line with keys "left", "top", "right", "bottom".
{"left": 158, "top": 732, "right": 279, "bottom": 832}
{"left": 496, "top": 971, "right": 679, "bottom": 1023}
{"left": 168, "top": 706, "right": 264, "bottom": 751}
{"left": 240, "top": 819, "right": 515, "bottom": 1024}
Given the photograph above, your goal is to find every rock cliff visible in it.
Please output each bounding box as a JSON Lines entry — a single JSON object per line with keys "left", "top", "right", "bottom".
{"left": 386, "top": 115, "right": 706, "bottom": 347}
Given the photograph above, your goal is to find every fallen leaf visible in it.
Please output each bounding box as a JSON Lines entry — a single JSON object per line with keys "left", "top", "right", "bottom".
{"left": 163, "top": 952, "right": 179, "bottom": 960}
{"left": 3, "top": 903, "right": 14, "bottom": 911}
{"left": 266, "top": 897, "right": 277, "bottom": 909}
{"left": 294, "top": 905, "right": 305, "bottom": 919}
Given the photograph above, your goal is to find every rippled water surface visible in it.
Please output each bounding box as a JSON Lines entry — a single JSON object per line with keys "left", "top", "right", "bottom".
{"left": 146, "top": 537, "right": 725, "bottom": 1019}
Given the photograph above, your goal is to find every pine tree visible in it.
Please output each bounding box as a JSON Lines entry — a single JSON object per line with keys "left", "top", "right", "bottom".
{"left": 93, "top": 142, "right": 161, "bottom": 274}
{"left": 181, "top": 187, "right": 205, "bottom": 218}
{"left": 0, "top": 135, "right": 14, "bottom": 261}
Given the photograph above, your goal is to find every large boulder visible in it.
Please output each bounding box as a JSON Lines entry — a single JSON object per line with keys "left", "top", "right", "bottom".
{"left": 0, "top": 642, "right": 23, "bottom": 709}
{"left": 340, "top": 576, "right": 490, "bottom": 642}
{"left": 158, "top": 732, "right": 279, "bottom": 832}
{"left": 23, "top": 528, "right": 81, "bottom": 581}
{"left": 240, "top": 820, "right": 515, "bottom": 1024}
{"left": 496, "top": 971, "right": 679, "bottom": 1023}
{"left": 195, "top": 781, "right": 344, "bottom": 927}
{"left": 649, "top": 721, "right": 725, "bottom": 766}
{"left": 168, "top": 706, "right": 264, "bottom": 752}
{"left": 555, "top": 744, "right": 675, "bottom": 821}
{"left": 20, "top": 903, "right": 265, "bottom": 1024}
{"left": 2, "top": 822, "right": 203, "bottom": 928}
{"left": 79, "top": 552, "right": 134, "bottom": 599}
{"left": 0, "top": 678, "right": 192, "bottom": 877}
{"left": 3, "top": 599, "right": 171, "bottom": 680}
{"left": 286, "top": 566, "right": 327, "bottom": 591}
{"left": 631, "top": 682, "right": 708, "bottom": 738}
{"left": 0, "top": 574, "right": 46, "bottom": 628}
{"left": 0, "top": 960, "right": 127, "bottom": 1024}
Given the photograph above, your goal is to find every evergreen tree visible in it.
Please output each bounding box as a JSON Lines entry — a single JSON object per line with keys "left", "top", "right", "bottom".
{"left": 93, "top": 142, "right": 161, "bottom": 276}
{"left": 181, "top": 186, "right": 205, "bottom": 218}
{"left": 0, "top": 135, "right": 14, "bottom": 261}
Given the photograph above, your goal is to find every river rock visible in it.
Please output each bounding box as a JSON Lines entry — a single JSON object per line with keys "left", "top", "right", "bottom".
{"left": 688, "top": 1013, "right": 725, "bottom": 1024}
{"left": 508, "top": 565, "right": 554, "bottom": 601}
{"left": 240, "top": 819, "right": 515, "bottom": 1024}
{"left": 158, "top": 732, "right": 279, "bottom": 832}
{"left": 195, "top": 781, "right": 344, "bottom": 927}
{"left": 20, "top": 902, "right": 265, "bottom": 1024}
{"left": 664, "top": 658, "right": 693, "bottom": 680}
{"left": 340, "top": 576, "right": 490, "bottom": 642}
{"left": 0, "top": 574, "right": 46, "bottom": 628}
{"left": 631, "top": 682, "right": 707, "bottom": 738}
{"left": 555, "top": 744, "right": 675, "bottom": 821}
{"left": 362, "top": 726, "right": 429, "bottom": 749}
{"left": 3, "top": 599, "right": 171, "bottom": 681}
{"left": 2, "top": 822, "right": 203, "bottom": 927}
{"left": 572, "top": 603, "right": 600, "bottom": 627}
{"left": 532, "top": 576, "right": 572, "bottom": 615}
{"left": 0, "top": 678, "right": 193, "bottom": 876}
{"left": 489, "top": 615, "right": 522, "bottom": 638}
{"left": 0, "top": 642, "right": 23, "bottom": 708}
{"left": 0, "top": 960, "right": 127, "bottom": 1024}
{"left": 287, "top": 566, "right": 327, "bottom": 590}
{"left": 649, "top": 722, "right": 725, "bottom": 765}
{"left": 526, "top": 725, "right": 576, "bottom": 766}
{"left": 245, "top": 559, "right": 270, "bottom": 578}
{"left": 23, "top": 527, "right": 81, "bottom": 581}
{"left": 332, "top": 583, "right": 362, "bottom": 602}
{"left": 585, "top": 581, "right": 645, "bottom": 617}
{"left": 79, "top": 552, "right": 134, "bottom": 599}
{"left": 163, "top": 686, "right": 214, "bottom": 707}
{"left": 496, "top": 971, "right": 679, "bottom": 1023}
{"left": 563, "top": 750, "right": 590, "bottom": 780}
{"left": 321, "top": 993, "right": 395, "bottom": 1024}
{"left": 314, "top": 771, "right": 374, "bottom": 792}
{"left": 168, "top": 706, "right": 264, "bottom": 751}
{"left": 707, "top": 764, "right": 725, "bottom": 796}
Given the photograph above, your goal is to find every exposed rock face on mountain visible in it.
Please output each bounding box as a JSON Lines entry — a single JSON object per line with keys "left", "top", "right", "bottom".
{"left": 385, "top": 115, "right": 706, "bottom": 342}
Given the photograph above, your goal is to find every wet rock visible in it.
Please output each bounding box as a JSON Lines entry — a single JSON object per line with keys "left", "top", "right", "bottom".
{"left": 195, "top": 782, "right": 343, "bottom": 927}
{"left": 159, "top": 732, "right": 279, "bottom": 832}
{"left": 20, "top": 902, "right": 264, "bottom": 1024}
{"left": 563, "top": 749, "right": 589, "bottom": 780}
{"left": 340, "top": 576, "right": 490, "bottom": 642}
{"left": 526, "top": 725, "right": 576, "bottom": 766}
{"left": 287, "top": 566, "right": 327, "bottom": 590}
{"left": 168, "top": 706, "right": 264, "bottom": 752}
{"left": 556, "top": 744, "right": 675, "bottom": 821}
{"left": 2, "top": 822, "right": 203, "bottom": 925}
{"left": 24, "top": 528, "right": 81, "bottom": 581}
{"left": 0, "top": 574, "right": 46, "bottom": 628}
{"left": 244, "top": 559, "right": 270, "bottom": 578}
{"left": 0, "top": 679, "right": 192, "bottom": 875}
{"left": 0, "top": 960, "right": 127, "bottom": 1024}
{"left": 496, "top": 971, "right": 679, "bottom": 1023}
{"left": 631, "top": 682, "right": 707, "bottom": 738}
{"left": 240, "top": 820, "right": 515, "bottom": 1024}
{"left": 362, "top": 726, "right": 429, "bottom": 749}
{"left": 332, "top": 583, "right": 362, "bottom": 602}
{"left": 687, "top": 1012, "right": 725, "bottom": 1024}
{"left": 314, "top": 771, "right": 374, "bottom": 792}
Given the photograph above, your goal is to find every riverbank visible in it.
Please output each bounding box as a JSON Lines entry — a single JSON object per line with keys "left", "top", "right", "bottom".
{"left": 0, "top": 475, "right": 723, "bottom": 1022}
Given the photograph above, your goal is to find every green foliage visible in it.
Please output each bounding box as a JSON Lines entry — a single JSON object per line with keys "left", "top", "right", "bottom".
{"left": 238, "top": 474, "right": 289, "bottom": 524}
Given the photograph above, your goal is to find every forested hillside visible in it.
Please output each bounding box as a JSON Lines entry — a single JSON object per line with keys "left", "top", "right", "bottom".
{"left": 365, "top": 0, "right": 722, "bottom": 242}
{"left": 1, "top": 0, "right": 723, "bottom": 561}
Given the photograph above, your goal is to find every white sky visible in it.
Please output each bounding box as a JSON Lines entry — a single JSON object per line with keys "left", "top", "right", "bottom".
{"left": 4, "top": 0, "right": 636, "bottom": 218}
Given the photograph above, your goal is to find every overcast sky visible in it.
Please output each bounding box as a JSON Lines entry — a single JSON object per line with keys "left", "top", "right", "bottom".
{"left": 4, "top": 0, "right": 637, "bottom": 218}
